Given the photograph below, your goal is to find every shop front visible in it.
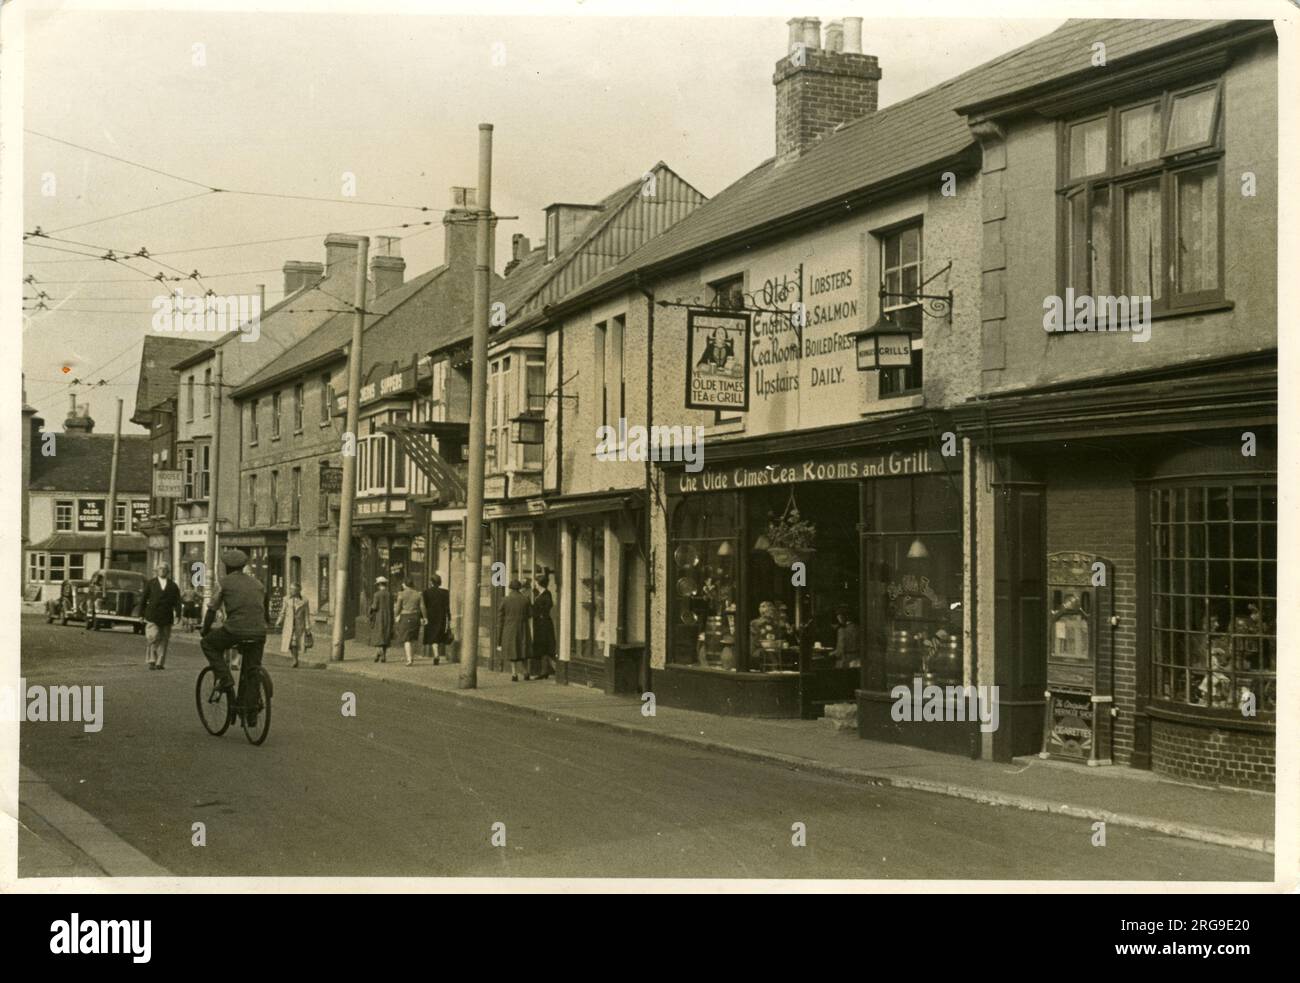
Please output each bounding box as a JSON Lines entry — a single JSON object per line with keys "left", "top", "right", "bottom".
{"left": 657, "top": 431, "right": 965, "bottom": 729}
{"left": 220, "top": 531, "right": 287, "bottom": 624}
{"left": 954, "top": 354, "right": 1277, "bottom": 786}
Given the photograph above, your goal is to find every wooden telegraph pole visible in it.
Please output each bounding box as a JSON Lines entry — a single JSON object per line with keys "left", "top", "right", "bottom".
{"left": 103, "top": 397, "right": 123, "bottom": 570}
{"left": 203, "top": 347, "right": 224, "bottom": 603}
{"left": 331, "top": 236, "right": 370, "bottom": 661}
{"left": 459, "top": 124, "right": 493, "bottom": 690}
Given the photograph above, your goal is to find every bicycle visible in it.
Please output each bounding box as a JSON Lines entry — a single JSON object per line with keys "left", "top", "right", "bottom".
{"left": 195, "top": 637, "right": 273, "bottom": 745}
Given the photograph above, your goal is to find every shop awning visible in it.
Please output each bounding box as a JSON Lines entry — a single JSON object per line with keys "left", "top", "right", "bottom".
{"left": 29, "top": 533, "right": 148, "bottom": 552}
{"left": 377, "top": 422, "right": 467, "bottom": 505}
{"left": 543, "top": 491, "right": 644, "bottom": 519}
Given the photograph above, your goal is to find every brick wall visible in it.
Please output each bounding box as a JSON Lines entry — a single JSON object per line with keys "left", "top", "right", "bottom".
{"left": 1045, "top": 458, "right": 1138, "bottom": 764}
{"left": 1151, "top": 718, "right": 1275, "bottom": 791}
{"left": 773, "top": 49, "right": 881, "bottom": 165}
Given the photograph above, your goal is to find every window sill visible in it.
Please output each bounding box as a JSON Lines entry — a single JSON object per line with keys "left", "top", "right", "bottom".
{"left": 1149, "top": 299, "right": 1234, "bottom": 322}
{"left": 1143, "top": 700, "right": 1274, "bottom": 733}
{"left": 293, "top": 429, "right": 304, "bottom": 437}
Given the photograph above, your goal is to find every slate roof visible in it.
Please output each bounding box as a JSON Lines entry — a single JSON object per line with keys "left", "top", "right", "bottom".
{"left": 132, "top": 336, "right": 210, "bottom": 422}
{"left": 229, "top": 263, "right": 457, "bottom": 396}
{"left": 29, "top": 433, "right": 152, "bottom": 493}
{"left": 530, "top": 18, "right": 1243, "bottom": 317}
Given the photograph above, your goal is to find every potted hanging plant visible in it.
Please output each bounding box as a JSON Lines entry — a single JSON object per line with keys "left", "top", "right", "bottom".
{"left": 765, "top": 493, "right": 816, "bottom": 568}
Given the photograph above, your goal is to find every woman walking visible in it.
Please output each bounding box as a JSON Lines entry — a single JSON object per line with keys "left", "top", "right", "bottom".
{"left": 393, "top": 576, "right": 427, "bottom": 667}
{"left": 531, "top": 573, "right": 556, "bottom": 679}
{"left": 275, "top": 583, "right": 312, "bottom": 668}
{"left": 368, "top": 576, "right": 394, "bottom": 663}
{"left": 498, "top": 579, "right": 532, "bottom": 681}
{"left": 421, "top": 572, "right": 451, "bottom": 665}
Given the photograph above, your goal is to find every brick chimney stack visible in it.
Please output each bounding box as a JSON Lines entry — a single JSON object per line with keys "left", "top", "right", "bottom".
{"left": 371, "top": 236, "right": 405, "bottom": 296}
{"left": 283, "top": 260, "right": 324, "bottom": 296}
{"left": 774, "top": 14, "right": 881, "bottom": 166}
{"left": 443, "top": 187, "right": 478, "bottom": 271}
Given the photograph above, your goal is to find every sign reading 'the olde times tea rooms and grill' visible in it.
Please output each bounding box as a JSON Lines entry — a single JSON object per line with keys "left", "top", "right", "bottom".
{"left": 685, "top": 308, "right": 751, "bottom": 411}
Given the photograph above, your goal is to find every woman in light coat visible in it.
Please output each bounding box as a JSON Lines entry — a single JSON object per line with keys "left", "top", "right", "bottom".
{"left": 276, "top": 583, "right": 312, "bottom": 668}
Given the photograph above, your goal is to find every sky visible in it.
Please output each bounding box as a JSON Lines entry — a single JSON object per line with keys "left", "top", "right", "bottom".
{"left": 20, "top": 7, "right": 1065, "bottom": 433}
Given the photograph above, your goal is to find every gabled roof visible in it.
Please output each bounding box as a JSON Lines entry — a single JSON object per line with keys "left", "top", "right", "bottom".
{"left": 29, "top": 433, "right": 151, "bottom": 493}
{"left": 229, "top": 262, "right": 461, "bottom": 397}
{"left": 131, "top": 336, "right": 210, "bottom": 423}
{"left": 527, "top": 18, "right": 1251, "bottom": 321}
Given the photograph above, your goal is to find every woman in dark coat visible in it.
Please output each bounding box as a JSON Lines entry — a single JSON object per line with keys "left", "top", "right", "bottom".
{"left": 531, "top": 573, "right": 556, "bottom": 679}
{"left": 498, "top": 579, "right": 532, "bottom": 681}
{"left": 368, "top": 576, "right": 394, "bottom": 662}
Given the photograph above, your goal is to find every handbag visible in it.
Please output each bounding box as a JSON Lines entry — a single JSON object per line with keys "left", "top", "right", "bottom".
{"left": 441, "top": 626, "right": 455, "bottom": 645}
{"left": 304, "top": 629, "right": 314, "bottom": 650}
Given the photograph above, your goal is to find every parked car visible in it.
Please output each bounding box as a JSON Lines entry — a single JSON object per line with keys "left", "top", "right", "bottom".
{"left": 44, "top": 578, "right": 92, "bottom": 626}
{"left": 85, "top": 569, "right": 147, "bottom": 634}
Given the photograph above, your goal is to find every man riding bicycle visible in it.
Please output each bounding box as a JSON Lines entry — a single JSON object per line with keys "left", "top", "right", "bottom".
{"left": 200, "top": 549, "right": 269, "bottom": 725}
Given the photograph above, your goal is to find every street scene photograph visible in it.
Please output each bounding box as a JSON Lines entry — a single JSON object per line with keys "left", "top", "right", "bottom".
{"left": 4, "top": 0, "right": 1291, "bottom": 893}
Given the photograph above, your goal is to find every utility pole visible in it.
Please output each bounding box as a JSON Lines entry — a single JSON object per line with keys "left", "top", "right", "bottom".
{"left": 460, "top": 123, "right": 493, "bottom": 690}
{"left": 331, "top": 236, "right": 370, "bottom": 662}
{"left": 203, "top": 346, "right": 225, "bottom": 604}
{"left": 103, "top": 397, "right": 124, "bottom": 570}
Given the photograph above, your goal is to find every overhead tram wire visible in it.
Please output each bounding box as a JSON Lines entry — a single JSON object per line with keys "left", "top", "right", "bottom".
{"left": 26, "top": 128, "right": 439, "bottom": 212}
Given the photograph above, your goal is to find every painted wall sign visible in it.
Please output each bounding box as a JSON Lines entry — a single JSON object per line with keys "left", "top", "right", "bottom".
{"left": 319, "top": 461, "right": 343, "bottom": 493}
{"left": 78, "top": 499, "right": 105, "bottom": 532}
{"left": 686, "top": 309, "right": 750, "bottom": 411}
{"left": 131, "top": 500, "right": 151, "bottom": 527}
{"left": 153, "top": 469, "right": 184, "bottom": 498}
{"left": 671, "top": 446, "right": 953, "bottom": 495}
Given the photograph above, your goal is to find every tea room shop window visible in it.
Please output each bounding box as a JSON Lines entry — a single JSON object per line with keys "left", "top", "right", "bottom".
{"left": 1060, "top": 81, "right": 1224, "bottom": 315}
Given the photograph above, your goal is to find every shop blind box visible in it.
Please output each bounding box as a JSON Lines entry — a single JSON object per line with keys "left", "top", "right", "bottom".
{"left": 1040, "top": 551, "right": 1114, "bottom": 766}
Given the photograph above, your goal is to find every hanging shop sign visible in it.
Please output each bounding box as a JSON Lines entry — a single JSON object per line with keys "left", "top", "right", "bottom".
{"left": 319, "top": 461, "right": 344, "bottom": 493}
{"left": 78, "top": 499, "right": 106, "bottom": 532}
{"left": 686, "top": 309, "right": 750, "bottom": 412}
{"left": 153, "top": 469, "right": 185, "bottom": 498}
{"left": 671, "top": 445, "right": 955, "bottom": 495}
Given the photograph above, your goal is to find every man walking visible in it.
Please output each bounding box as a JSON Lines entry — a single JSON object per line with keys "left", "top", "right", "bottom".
{"left": 200, "top": 550, "right": 268, "bottom": 721}
{"left": 139, "top": 562, "right": 183, "bottom": 670}
{"left": 498, "top": 579, "right": 532, "bottom": 682}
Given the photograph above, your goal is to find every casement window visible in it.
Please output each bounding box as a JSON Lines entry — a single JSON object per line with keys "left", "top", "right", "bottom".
{"left": 1060, "top": 80, "right": 1224, "bottom": 314}
{"left": 272, "top": 391, "right": 282, "bottom": 438}
{"left": 709, "top": 274, "right": 745, "bottom": 311}
{"left": 1150, "top": 484, "right": 1275, "bottom": 714}
{"left": 48, "top": 554, "right": 67, "bottom": 583}
{"left": 67, "top": 553, "right": 85, "bottom": 581}
{"left": 114, "top": 501, "right": 128, "bottom": 533}
{"left": 320, "top": 373, "right": 332, "bottom": 426}
{"left": 878, "top": 223, "right": 924, "bottom": 398}
{"left": 249, "top": 400, "right": 260, "bottom": 444}
{"left": 203, "top": 368, "right": 212, "bottom": 417}
{"left": 293, "top": 383, "right": 304, "bottom": 432}
{"left": 198, "top": 444, "right": 210, "bottom": 499}
{"left": 487, "top": 356, "right": 513, "bottom": 474}
{"left": 54, "top": 500, "right": 74, "bottom": 532}
{"left": 181, "top": 447, "right": 196, "bottom": 499}
{"left": 524, "top": 355, "right": 546, "bottom": 470}
{"left": 28, "top": 553, "right": 47, "bottom": 582}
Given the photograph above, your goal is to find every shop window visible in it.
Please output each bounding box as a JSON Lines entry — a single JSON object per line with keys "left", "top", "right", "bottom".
{"left": 862, "top": 475, "right": 963, "bottom": 689}
{"left": 1060, "top": 81, "right": 1224, "bottom": 313}
{"left": 670, "top": 495, "right": 739, "bottom": 669}
{"left": 54, "top": 501, "right": 73, "bottom": 532}
{"left": 1150, "top": 483, "right": 1275, "bottom": 714}
{"left": 570, "top": 522, "right": 606, "bottom": 661}
{"left": 507, "top": 527, "right": 535, "bottom": 587}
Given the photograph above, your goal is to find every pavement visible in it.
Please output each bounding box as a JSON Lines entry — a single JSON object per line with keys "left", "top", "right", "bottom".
{"left": 236, "top": 635, "right": 1277, "bottom": 856}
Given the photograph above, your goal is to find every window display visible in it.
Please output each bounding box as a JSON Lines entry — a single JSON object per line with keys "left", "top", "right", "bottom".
{"left": 1151, "top": 483, "right": 1276, "bottom": 713}
{"left": 671, "top": 496, "right": 739, "bottom": 669}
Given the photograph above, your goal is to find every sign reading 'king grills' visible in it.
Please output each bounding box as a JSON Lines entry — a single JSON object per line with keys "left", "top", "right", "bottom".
{"left": 685, "top": 308, "right": 750, "bottom": 412}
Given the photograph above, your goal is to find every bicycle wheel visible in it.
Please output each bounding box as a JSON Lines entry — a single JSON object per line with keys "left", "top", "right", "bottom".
{"left": 196, "top": 667, "right": 232, "bottom": 736}
{"left": 240, "top": 668, "right": 272, "bottom": 746}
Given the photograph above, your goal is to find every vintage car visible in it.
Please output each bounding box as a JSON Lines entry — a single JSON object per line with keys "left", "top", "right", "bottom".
{"left": 85, "top": 569, "right": 147, "bottom": 633}
{"left": 44, "top": 578, "right": 93, "bottom": 625}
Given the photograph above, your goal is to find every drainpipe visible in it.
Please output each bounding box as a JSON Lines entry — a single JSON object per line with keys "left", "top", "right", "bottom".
{"left": 636, "top": 274, "right": 654, "bottom": 696}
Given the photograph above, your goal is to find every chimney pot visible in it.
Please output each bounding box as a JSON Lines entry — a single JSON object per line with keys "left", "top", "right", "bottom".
{"left": 801, "top": 17, "right": 821, "bottom": 49}
{"left": 825, "top": 20, "right": 844, "bottom": 53}
{"left": 842, "top": 16, "right": 863, "bottom": 54}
